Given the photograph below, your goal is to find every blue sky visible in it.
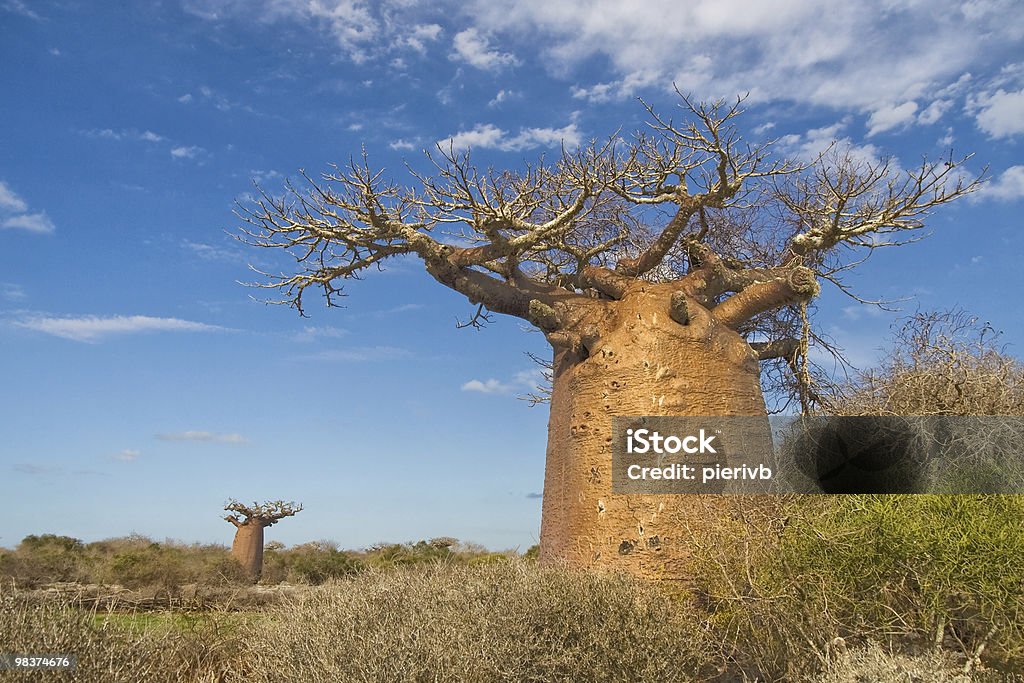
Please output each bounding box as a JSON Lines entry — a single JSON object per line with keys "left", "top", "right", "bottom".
{"left": 1, "top": 0, "right": 1022, "bottom": 551}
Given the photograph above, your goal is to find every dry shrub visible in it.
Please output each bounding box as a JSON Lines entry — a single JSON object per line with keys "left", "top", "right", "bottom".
{"left": 814, "top": 641, "right": 1024, "bottom": 683}
{"left": 230, "top": 560, "right": 720, "bottom": 683}
{"left": 825, "top": 310, "right": 1024, "bottom": 417}
{"left": 0, "top": 584, "right": 243, "bottom": 682}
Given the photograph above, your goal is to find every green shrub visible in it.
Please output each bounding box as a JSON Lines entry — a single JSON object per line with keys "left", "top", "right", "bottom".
{"left": 284, "top": 542, "right": 362, "bottom": 585}
{"left": 5, "top": 534, "right": 88, "bottom": 586}
{"left": 690, "top": 495, "right": 1024, "bottom": 679}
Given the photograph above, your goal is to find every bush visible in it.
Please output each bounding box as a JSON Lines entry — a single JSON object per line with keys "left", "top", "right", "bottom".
{"left": 689, "top": 495, "right": 1024, "bottom": 680}
{"left": 825, "top": 310, "right": 1024, "bottom": 417}
{"left": 284, "top": 542, "right": 362, "bottom": 585}
{"left": 231, "top": 560, "right": 720, "bottom": 682}
{"left": 0, "top": 584, "right": 242, "bottom": 682}
{"left": 5, "top": 534, "right": 88, "bottom": 587}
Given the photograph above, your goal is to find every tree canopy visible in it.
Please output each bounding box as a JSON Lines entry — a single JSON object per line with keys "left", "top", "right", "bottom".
{"left": 237, "top": 95, "right": 981, "bottom": 411}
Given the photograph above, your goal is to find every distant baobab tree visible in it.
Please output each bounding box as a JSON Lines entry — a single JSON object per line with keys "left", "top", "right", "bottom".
{"left": 224, "top": 499, "right": 302, "bottom": 582}
{"left": 237, "top": 94, "right": 979, "bottom": 580}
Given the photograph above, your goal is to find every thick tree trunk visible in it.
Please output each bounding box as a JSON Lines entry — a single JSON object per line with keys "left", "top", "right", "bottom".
{"left": 539, "top": 284, "right": 767, "bottom": 580}
{"left": 231, "top": 523, "right": 266, "bottom": 583}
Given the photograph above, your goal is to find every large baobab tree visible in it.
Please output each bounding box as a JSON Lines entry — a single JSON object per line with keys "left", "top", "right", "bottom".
{"left": 237, "top": 95, "right": 979, "bottom": 580}
{"left": 224, "top": 499, "right": 302, "bottom": 582}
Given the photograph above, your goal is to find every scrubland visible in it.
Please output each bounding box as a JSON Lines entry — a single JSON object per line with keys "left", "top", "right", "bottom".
{"left": 3, "top": 494, "right": 1022, "bottom": 682}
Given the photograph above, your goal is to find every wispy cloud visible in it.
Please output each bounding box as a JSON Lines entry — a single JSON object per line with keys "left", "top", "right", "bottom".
{"left": 1, "top": 282, "right": 26, "bottom": 301}
{"left": 83, "top": 128, "right": 165, "bottom": 143}
{"left": 2, "top": 213, "right": 56, "bottom": 234}
{"left": 441, "top": 122, "right": 581, "bottom": 152}
{"left": 291, "top": 325, "right": 349, "bottom": 342}
{"left": 14, "top": 314, "right": 232, "bottom": 342}
{"left": 296, "top": 345, "right": 412, "bottom": 362}
{"left": 487, "top": 89, "right": 512, "bottom": 107}
{"left": 156, "top": 431, "right": 248, "bottom": 443}
{"left": 865, "top": 101, "right": 918, "bottom": 137}
{"left": 0, "top": 181, "right": 28, "bottom": 212}
{"left": 187, "top": 3, "right": 450, "bottom": 64}
{"left": 0, "top": 180, "right": 55, "bottom": 234}
{"left": 450, "top": 28, "right": 519, "bottom": 71}
{"left": 2, "top": 0, "right": 42, "bottom": 21}
{"left": 113, "top": 449, "right": 141, "bottom": 461}
{"left": 389, "top": 139, "right": 417, "bottom": 151}
{"left": 182, "top": 240, "right": 247, "bottom": 263}
{"left": 466, "top": 0, "right": 1024, "bottom": 135}
{"left": 12, "top": 463, "right": 57, "bottom": 475}
{"left": 170, "top": 145, "right": 206, "bottom": 160}
{"left": 461, "top": 369, "right": 546, "bottom": 395}
{"left": 461, "top": 378, "right": 513, "bottom": 394}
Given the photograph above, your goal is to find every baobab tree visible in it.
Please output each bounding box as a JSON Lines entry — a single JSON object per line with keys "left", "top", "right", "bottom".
{"left": 224, "top": 499, "right": 302, "bottom": 582}
{"left": 237, "top": 95, "right": 979, "bottom": 579}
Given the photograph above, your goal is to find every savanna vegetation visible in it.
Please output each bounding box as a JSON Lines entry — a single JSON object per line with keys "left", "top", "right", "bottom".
{"left": 5, "top": 314, "right": 1023, "bottom": 681}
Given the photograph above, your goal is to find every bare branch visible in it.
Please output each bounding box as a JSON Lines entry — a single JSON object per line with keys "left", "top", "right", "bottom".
{"left": 783, "top": 150, "right": 984, "bottom": 259}
{"left": 224, "top": 499, "right": 303, "bottom": 528}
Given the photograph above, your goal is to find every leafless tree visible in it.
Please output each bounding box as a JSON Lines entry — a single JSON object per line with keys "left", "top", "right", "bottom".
{"left": 224, "top": 499, "right": 302, "bottom": 582}
{"left": 236, "top": 94, "right": 981, "bottom": 578}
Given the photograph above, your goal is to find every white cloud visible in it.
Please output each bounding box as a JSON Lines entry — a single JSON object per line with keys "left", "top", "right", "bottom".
{"left": 250, "top": 169, "right": 282, "bottom": 184}
{"left": 971, "top": 88, "right": 1024, "bottom": 138}
{"left": 0, "top": 181, "right": 55, "bottom": 234}
{"left": 156, "top": 431, "right": 248, "bottom": 443}
{"left": 0, "top": 181, "right": 28, "bottom": 212}
{"left": 14, "top": 314, "right": 231, "bottom": 342}
{"left": 976, "top": 165, "right": 1024, "bottom": 201}
{"left": 442, "top": 122, "right": 581, "bottom": 152}
{"left": 178, "top": 93, "right": 193, "bottom": 103}
{"left": 917, "top": 99, "right": 952, "bottom": 125}
{"left": 2, "top": 0, "right": 42, "bottom": 20}
{"left": 865, "top": 101, "right": 918, "bottom": 136}
{"left": 182, "top": 240, "right": 245, "bottom": 262}
{"left": 775, "top": 121, "right": 889, "bottom": 170}
{"left": 185, "top": 0, "right": 428, "bottom": 64}
{"left": 464, "top": 0, "right": 1024, "bottom": 130}
{"left": 1, "top": 282, "right": 26, "bottom": 301}
{"left": 443, "top": 123, "right": 505, "bottom": 151}
{"left": 462, "top": 368, "right": 546, "bottom": 395}
{"left": 114, "top": 449, "right": 141, "bottom": 461}
{"left": 450, "top": 28, "right": 520, "bottom": 71}
{"left": 84, "top": 128, "right": 166, "bottom": 143}
{"left": 291, "top": 325, "right": 349, "bottom": 342}
{"left": 2, "top": 212, "right": 55, "bottom": 234}
{"left": 570, "top": 70, "right": 660, "bottom": 103}
{"left": 487, "top": 89, "right": 517, "bottom": 107}
{"left": 461, "top": 378, "right": 513, "bottom": 394}
{"left": 397, "top": 22, "right": 442, "bottom": 53}
{"left": 389, "top": 138, "right": 416, "bottom": 151}
{"left": 170, "top": 145, "right": 205, "bottom": 159}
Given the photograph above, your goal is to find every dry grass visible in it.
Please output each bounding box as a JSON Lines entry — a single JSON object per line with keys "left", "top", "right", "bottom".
{"left": 5, "top": 556, "right": 1022, "bottom": 682}
{"left": 230, "top": 560, "right": 718, "bottom": 682}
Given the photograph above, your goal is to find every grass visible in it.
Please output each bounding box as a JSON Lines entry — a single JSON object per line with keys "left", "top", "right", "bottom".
{"left": 5, "top": 553, "right": 1022, "bottom": 682}
{"left": 3, "top": 493, "right": 1022, "bottom": 681}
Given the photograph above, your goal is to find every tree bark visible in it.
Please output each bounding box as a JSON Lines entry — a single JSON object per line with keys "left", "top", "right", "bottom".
{"left": 230, "top": 523, "right": 266, "bottom": 583}
{"left": 539, "top": 282, "right": 768, "bottom": 580}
